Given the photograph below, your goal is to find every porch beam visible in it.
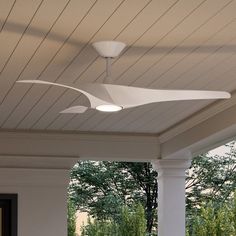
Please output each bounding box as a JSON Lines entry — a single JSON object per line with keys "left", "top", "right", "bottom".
{"left": 0, "top": 130, "right": 160, "bottom": 162}
{"left": 160, "top": 101, "right": 236, "bottom": 158}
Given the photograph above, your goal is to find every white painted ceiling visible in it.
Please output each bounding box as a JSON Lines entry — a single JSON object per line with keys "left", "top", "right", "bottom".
{"left": 1, "top": 0, "right": 236, "bottom": 134}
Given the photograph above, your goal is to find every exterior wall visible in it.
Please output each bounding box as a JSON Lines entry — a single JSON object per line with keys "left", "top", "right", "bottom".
{"left": 76, "top": 211, "right": 89, "bottom": 236}
{"left": 0, "top": 168, "right": 70, "bottom": 236}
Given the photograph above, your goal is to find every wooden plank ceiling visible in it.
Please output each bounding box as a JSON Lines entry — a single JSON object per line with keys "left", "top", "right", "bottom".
{"left": 0, "top": 0, "right": 236, "bottom": 134}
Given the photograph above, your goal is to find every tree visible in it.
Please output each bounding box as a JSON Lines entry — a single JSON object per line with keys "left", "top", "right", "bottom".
{"left": 68, "top": 200, "right": 77, "bottom": 236}
{"left": 81, "top": 204, "right": 146, "bottom": 236}
{"left": 118, "top": 203, "right": 146, "bottom": 236}
{"left": 187, "top": 192, "right": 236, "bottom": 235}
{"left": 117, "top": 162, "right": 157, "bottom": 233}
{"left": 69, "top": 141, "right": 236, "bottom": 234}
{"left": 69, "top": 161, "right": 157, "bottom": 234}
{"left": 186, "top": 141, "right": 236, "bottom": 214}
{"left": 81, "top": 217, "right": 119, "bottom": 236}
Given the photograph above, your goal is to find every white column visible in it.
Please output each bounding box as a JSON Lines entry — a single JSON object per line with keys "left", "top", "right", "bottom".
{"left": 153, "top": 159, "right": 191, "bottom": 236}
{"left": 0, "top": 155, "right": 78, "bottom": 236}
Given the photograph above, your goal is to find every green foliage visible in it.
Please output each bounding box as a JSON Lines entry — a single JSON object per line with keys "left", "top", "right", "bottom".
{"left": 69, "top": 141, "right": 236, "bottom": 234}
{"left": 233, "top": 192, "right": 236, "bottom": 233}
{"left": 188, "top": 192, "right": 236, "bottom": 236}
{"left": 69, "top": 161, "right": 157, "bottom": 233}
{"left": 68, "top": 200, "right": 77, "bottom": 236}
{"left": 117, "top": 162, "right": 158, "bottom": 233}
{"left": 70, "top": 161, "right": 136, "bottom": 220}
{"left": 118, "top": 203, "right": 146, "bottom": 236}
{"left": 81, "top": 204, "right": 146, "bottom": 236}
{"left": 186, "top": 141, "right": 236, "bottom": 235}
{"left": 81, "top": 218, "right": 119, "bottom": 236}
{"left": 186, "top": 141, "right": 236, "bottom": 213}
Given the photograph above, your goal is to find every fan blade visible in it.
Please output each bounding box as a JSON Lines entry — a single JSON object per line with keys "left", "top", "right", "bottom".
{"left": 16, "top": 80, "right": 111, "bottom": 108}
{"left": 17, "top": 79, "right": 88, "bottom": 93}
{"left": 16, "top": 80, "right": 231, "bottom": 112}
{"left": 94, "top": 84, "right": 231, "bottom": 108}
{"left": 60, "top": 106, "right": 88, "bottom": 113}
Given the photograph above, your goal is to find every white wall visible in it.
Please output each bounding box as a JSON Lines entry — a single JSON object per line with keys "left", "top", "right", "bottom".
{"left": 0, "top": 168, "right": 70, "bottom": 236}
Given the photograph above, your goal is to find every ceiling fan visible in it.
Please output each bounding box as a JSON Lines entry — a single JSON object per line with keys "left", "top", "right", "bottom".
{"left": 17, "top": 41, "right": 231, "bottom": 113}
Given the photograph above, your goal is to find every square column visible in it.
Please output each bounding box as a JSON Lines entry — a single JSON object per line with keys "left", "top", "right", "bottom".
{"left": 0, "top": 154, "right": 78, "bottom": 236}
{"left": 0, "top": 168, "right": 70, "bottom": 236}
{"left": 153, "top": 159, "right": 191, "bottom": 236}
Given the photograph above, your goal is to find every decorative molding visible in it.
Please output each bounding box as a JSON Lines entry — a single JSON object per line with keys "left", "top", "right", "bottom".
{"left": 152, "top": 159, "right": 191, "bottom": 177}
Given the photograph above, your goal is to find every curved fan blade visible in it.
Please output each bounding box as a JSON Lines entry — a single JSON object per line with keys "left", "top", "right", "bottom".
{"left": 17, "top": 80, "right": 231, "bottom": 112}
{"left": 16, "top": 80, "right": 113, "bottom": 108}
{"left": 60, "top": 106, "right": 88, "bottom": 113}
{"left": 93, "top": 84, "right": 230, "bottom": 108}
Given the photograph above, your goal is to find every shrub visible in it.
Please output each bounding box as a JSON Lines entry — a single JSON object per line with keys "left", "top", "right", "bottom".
{"left": 68, "top": 200, "right": 77, "bottom": 236}
{"left": 81, "top": 203, "right": 146, "bottom": 236}
{"left": 188, "top": 192, "right": 236, "bottom": 236}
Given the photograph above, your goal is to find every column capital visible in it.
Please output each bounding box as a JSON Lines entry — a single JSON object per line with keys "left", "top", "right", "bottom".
{"left": 152, "top": 159, "right": 191, "bottom": 177}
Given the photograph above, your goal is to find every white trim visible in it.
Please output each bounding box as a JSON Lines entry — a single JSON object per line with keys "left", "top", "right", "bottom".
{"left": 0, "top": 168, "right": 70, "bottom": 186}
{"left": 160, "top": 102, "right": 236, "bottom": 158}
{"left": 155, "top": 159, "right": 190, "bottom": 236}
{"left": 0, "top": 130, "right": 160, "bottom": 162}
{"left": 0, "top": 155, "right": 79, "bottom": 169}
{"left": 152, "top": 159, "right": 191, "bottom": 177}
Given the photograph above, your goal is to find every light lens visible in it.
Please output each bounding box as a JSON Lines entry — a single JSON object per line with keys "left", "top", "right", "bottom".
{"left": 96, "top": 104, "right": 122, "bottom": 112}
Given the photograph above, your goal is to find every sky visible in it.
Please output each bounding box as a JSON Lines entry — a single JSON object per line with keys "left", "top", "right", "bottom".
{"left": 209, "top": 140, "right": 235, "bottom": 156}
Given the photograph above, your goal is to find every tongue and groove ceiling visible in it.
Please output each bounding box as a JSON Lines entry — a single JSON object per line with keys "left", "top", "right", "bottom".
{"left": 0, "top": 0, "right": 236, "bottom": 134}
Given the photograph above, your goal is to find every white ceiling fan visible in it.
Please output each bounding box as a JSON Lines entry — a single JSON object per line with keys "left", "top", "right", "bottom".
{"left": 17, "top": 41, "right": 231, "bottom": 113}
